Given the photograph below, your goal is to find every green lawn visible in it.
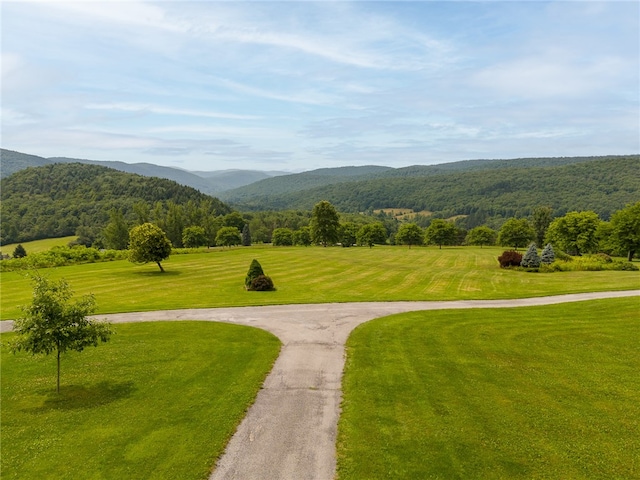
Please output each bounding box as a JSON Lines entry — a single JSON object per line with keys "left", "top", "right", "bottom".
{"left": 1, "top": 321, "right": 280, "bottom": 480}
{"left": 338, "top": 298, "right": 640, "bottom": 479}
{"left": 1, "top": 236, "right": 77, "bottom": 255}
{"left": 2, "top": 246, "right": 638, "bottom": 319}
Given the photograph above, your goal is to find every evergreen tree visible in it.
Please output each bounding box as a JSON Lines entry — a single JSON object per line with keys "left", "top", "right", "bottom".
{"left": 245, "top": 259, "right": 265, "bottom": 288}
{"left": 521, "top": 243, "right": 541, "bottom": 268}
{"left": 13, "top": 244, "right": 27, "bottom": 258}
{"left": 541, "top": 243, "right": 555, "bottom": 264}
{"left": 102, "top": 208, "right": 129, "bottom": 250}
{"left": 242, "top": 224, "right": 252, "bottom": 246}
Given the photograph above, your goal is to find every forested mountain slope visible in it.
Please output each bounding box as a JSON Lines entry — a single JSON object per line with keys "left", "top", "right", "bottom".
{"left": 217, "top": 165, "right": 394, "bottom": 200}
{"left": 225, "top": 156, "right": 639, "bottom": 224}
{"left": 219, "top": 155, "right": 627, "bottom": 203}
{"left": 0, "top": 163, "right": 231, "bottom": 244}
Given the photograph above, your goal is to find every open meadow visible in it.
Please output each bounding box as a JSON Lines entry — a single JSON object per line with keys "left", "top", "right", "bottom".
{"left": 2, "top": 246, "right": 638, "bottom": 319}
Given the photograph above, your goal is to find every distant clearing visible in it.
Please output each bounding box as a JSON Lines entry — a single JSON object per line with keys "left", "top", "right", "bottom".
{"left": 373, "top": 208, "right": 432, "bottom": 219}
{"left": 1, "top": 236, "right": 76, "bottom": 254}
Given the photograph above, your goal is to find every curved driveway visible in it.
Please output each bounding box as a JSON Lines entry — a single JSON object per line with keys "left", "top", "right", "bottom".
{"left": 2, "top": 291, "right": 639, "bottom": 479}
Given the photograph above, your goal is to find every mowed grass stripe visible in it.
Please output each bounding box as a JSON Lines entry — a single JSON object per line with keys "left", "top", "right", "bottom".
{"left": 1, "top": 321, "right": 281, "bottom": 480}
{"left": 2, "top": 246, "right": 638, "bottom": 319}
{"left": 338, "top": 298, "right": 640, "bottom": 479}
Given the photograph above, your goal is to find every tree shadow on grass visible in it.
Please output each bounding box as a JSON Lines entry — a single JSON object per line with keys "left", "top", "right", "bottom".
{"left": 27, "top": 381, "right": 137, "bottom": 412}
{"left": 131, "top": 270, "right": 182, "bottom": 277}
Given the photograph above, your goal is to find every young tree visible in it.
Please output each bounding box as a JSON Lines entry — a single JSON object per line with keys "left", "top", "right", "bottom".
{"left": 541, "top": 243, "right": 555, "bottom": 264}
{"left": 532, "top": 206, "right": 553, "bottom": 247}
{"left": 395, "top": 223, "right": 424, "bottom": 248}
{"left": 520, "top": 243, "right": 541, "bottom": 268}
{"left": 102, "top": 208, "right": 129, "bottom": 250}
{"left": 357, "top": 222, "right": 387, "bottom": 248}
{"left": 424, "top": 219, "right": 456, "bottom": 249}
{"left": 310, "top": 201, "right": 340, "bottom": 247}
{"left": 272, "top": 228, "right": 294, "bottom": 246}
{"left": 129, "top": 223, "right": 172, "bottom": 272}
{"left": 242, "top": 224, "right": 252, "bottom": 246}
{"left": 545, "top": 211, "right": 600, "bottom": 256}
{"left": 12, "top": 244, "right": 27, "bottom": 258}
{"left": 497, "top": 218, "right": 534, "bottom": 249}
{"left": 182, "top": 225, "right": 207, "bottom": 248}
{"left": 610, "top": 202, "right": 640, "bottom": 261}
{"left": 465, "top": 226, "right": 497, "bottom": 248}
{"left": 215, "top": 226, "right": 241, "bottom": 248}
{"left": 10, "top": 274, "right": 113, "bottom": 393}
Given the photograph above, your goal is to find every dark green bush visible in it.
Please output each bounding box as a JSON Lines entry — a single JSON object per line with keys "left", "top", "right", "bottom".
{"left": 250, "top": 274, "right": 276, "bottom": 291}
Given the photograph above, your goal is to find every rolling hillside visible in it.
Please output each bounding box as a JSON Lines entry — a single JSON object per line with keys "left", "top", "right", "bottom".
{"left": 221, "top": 155, "right": 640, "bottom": 226}
{"left": 0, "top": 149, "right": 286, "bottom": 194}
{"left": 0, "top": 163, "right": 232, "bottom": 244}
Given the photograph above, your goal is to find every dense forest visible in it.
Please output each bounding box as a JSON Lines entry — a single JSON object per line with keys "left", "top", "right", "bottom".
{"left": 219, "top": 155, "right": 629, "bottom": 203}
{"left": 222, "top": 156, "right": 639, "bottom": 228}
{"left": 0, "top": 163, "right": 231, "bottom": 244}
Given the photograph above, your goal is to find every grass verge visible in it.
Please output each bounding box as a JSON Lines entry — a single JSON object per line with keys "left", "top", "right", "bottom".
{"left": 1, "top": 321, "right": 280, "bottom": 479}
{"left": 2, "top": 246, "right": 638, "bottom": 319}
{"left": 338, "top": 298, "right": 640, "bottom": 479}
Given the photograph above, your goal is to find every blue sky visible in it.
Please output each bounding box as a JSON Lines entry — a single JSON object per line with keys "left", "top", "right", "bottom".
{"left": 2, "top": 1, "right": 638, "bottom": 172}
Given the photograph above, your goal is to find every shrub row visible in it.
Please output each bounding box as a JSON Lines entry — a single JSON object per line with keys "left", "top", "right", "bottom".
{"left": 0, "top": 246, "right": 128, "bottom": 272}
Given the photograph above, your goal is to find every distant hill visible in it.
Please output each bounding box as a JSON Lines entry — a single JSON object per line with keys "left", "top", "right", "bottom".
{"left": 0, "top": 163, "right": 232, "bottom": 245}
{"left": 218, "top": 165, "right": 394, "bottom": 202}
{"left": 0, "top": 149, "right": 287, "bottom": 193}
{"left": 0, "top": 149, "right": 53, "bottom": 177}
{"left": 221, "top": 155, "right": 640, "bottom": 225}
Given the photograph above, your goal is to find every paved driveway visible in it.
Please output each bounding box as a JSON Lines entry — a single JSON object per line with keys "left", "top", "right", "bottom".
{"left": 2, "top": 291, "right": 638, "bottom": 479}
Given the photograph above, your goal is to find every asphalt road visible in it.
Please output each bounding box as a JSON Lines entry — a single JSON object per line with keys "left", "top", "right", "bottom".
{"left": 2, "top": 290, "right": 638, "bottom": 479}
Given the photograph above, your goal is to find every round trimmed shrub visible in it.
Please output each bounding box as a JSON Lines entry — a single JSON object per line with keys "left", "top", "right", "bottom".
{"left": 250, "top": 275, "right": 275, "bottom": 291}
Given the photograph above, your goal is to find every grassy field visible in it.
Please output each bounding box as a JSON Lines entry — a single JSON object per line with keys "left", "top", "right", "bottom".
{"left": 338, "top": 298, "right": 640, "bottom": 479}
{"left": 1, "top": 321, "right": 280, "bottom": 479}
{"left": 1, "top": 236, "right": 77, "bottom": 255}
{"left": 2, "top": 246, "right": 638, "bottom": 319}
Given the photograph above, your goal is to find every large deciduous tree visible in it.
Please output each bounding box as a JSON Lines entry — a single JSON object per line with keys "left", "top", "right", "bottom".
{"left": 10, "top": 274, "right": 113, "bottom": 393}
{"left": 545, "top": 211, "right": 600, "bottom": 256}
{"left": 182, "top": 225, "right": 207, "bottom": 248}
{"left": 395, "top": 223, "right": 424, "bottom": 248}
{"left": 424, "top": 219, "right": 456, "bottom": 249}
{"left": 465, "top": 226, "right": 497, "bottom": 248}
{"left": 357, "top": 222, "right": 387, "bottom": 248}
{"left": 310, "top": 201, "right": 340, "bottom": 247}
{"left": 272, "top": 228, "right": 294, "bottom": 246}
{"left": 497, "top": 218, "right": 534, "bottom": 249}
{"left": 128, "top": 222, "right": 172, "bottom": 272}
{"left": 610, "top": 202, "right": 640, "bottom": 261}
{"left": 215, "top": 226, "right": 242, "bottom": 248}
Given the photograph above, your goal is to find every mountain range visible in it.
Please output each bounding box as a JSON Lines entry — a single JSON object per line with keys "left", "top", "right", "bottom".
{"left": 0, "top": 149, "right": 287, "bottom": 194}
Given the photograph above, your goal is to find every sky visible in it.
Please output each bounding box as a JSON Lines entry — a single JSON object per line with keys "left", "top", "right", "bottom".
{"left": 1, "top": 1, "right": 639, "bottom": 172}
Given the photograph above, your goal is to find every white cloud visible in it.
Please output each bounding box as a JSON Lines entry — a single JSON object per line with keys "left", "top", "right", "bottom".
{"left": 85, "top": 102, "right": 261, "bottom": 120}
